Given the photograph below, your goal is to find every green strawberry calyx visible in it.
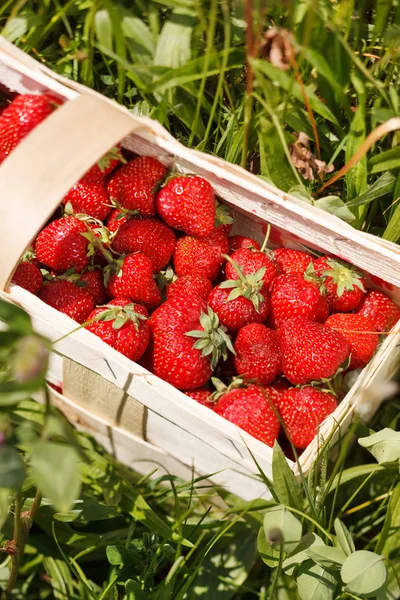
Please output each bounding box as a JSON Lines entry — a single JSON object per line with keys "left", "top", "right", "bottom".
{"left": 209, "top": 376, "right": 251, "bottom": 401}
{"left": 320, "top": 258, "right": 366, "bottom": 298}
{"left": 215, "top": 201, "right": 234, "bottom": 229}
{"left": 97, "top": 146, "right": 126, "bottom": 171}
{"left": 94, "top": 303, "right": 147, "bottom": 330}
{"left": 221, "top": 255, "right": 266, "bottom": 312}
{"left": 304, "top": 262, "right": 326, "bottom": 294}
{"left": 185, "top": 307, "right": 235, "bottom": 370}
{"left": 306, "top": 354, "right": 352, "bottom": 392}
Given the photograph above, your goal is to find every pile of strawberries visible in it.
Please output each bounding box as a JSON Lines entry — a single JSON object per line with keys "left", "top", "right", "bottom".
{"left": 5, "top": 93, "right": 400, "bottom": 452}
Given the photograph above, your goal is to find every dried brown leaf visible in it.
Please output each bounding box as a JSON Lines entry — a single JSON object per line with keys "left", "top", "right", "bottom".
{"left": 290, "top": 132, "right": 334, "bottom": 181}
{"left": 260, "top": 27, "right": 297, "bottom": 71}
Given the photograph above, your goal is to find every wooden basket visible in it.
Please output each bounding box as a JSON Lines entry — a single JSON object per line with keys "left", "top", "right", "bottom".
{"left": 0, "top": 37, "right": 399, "bottom": 500}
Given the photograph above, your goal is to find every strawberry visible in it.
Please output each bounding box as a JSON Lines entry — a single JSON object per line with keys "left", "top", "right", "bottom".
{"left": 173, "top": 235, "right": 225, "bottom": 281}
{"left": 39, "top": 280, "right": 94, "bottom": 323}
{"left": 107, "top": 156, "right": 166, "bottom": 216}
{"left": 313, "top": 256, "right": 366, "bottom": 312}
{"left": 185, "top": 388, "right": 214, "bottom": 408}
{"left": 357, "top": 290, "right": 400, "bottom": 332}
{"left": 204, "top": 228, "right": 230, "bottom": 256}
{"left": 265, "top": 379, "right": 292, "bottom": 410}
{"left": 325, "top": 313, "right": 379, "bottom": 369}
{"left": 82, "top": 145, "right": 122, "bottom": 182}
{"left": 234, "top": 323, "right": 281, "bottom": 384}
{"left": 167, "top": 275, "right": 212, "bottom": 302}
{"left": 106, "top": 253, "right": 161, "bottom": 309}
{"left": 0, "top": 93, "right": 61, "bottom": 163}
{"left": 226, "top": 247, "right": 279, "bottom": 293}
{"left": 215, "top": 201, "right": 234, "bottom": 236}
{"left": 85, "top": 299, "right": 150, "bottom": 361}
{"left": 269, "top": 274, "right": 328, "bottom": 328}
{"left": 11, "top": 261, "right": 42, "bottom": 295}
{"left": 279, "top": 387, "right": 337, "bottom": 448}
{"left": 111, "top": 217, "right": 176, "bottom": 273}
{"left": 35, "top": 216, "right": 90, "bottom": 273}
{"left": 157, "top": 175, "right": 215, "bottom": 237}
{"left": 106, "top": 208, "right": 138, "bottom": 234}
{"left": 151, "top": 298, "right": 234, "bottom": 390}
{"left": 62, "top": 179, "right": 111, "bottom": 221}
{"left": 208, "top": 262, "right": 270, "bottom": 331}
{"left": 214, "top": 386, "right": 280, "bottom": 446}
{"left": 279, "top": 316, "right": 351, "bottom": 385}
{"left": 229, "top": 235, "right": 261, "bottom": 252}
{"left": 273, "top": 248, "right": 313, "bottom": 276}
{"left": 74, "top": 268, "right": 108, "bottom": 305}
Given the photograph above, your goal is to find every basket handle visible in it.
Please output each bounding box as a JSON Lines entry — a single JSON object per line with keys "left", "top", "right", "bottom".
{"left": 0, "top": 92, "right": 147, "bottom": 291}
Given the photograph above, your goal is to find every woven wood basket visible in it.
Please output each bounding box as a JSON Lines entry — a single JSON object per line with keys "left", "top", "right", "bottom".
{"left": 0, "top": 37, "right": 399, "bottom": 500}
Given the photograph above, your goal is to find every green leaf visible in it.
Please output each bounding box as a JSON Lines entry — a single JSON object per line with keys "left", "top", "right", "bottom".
{"left": 296, "top": 561, "right": 337, "bottom": 600}
{"left": 106, "top": 545, "right": 132, "bottom": 566}
{"left": 258, "top": 119, "right": 300, "bottom": 192}
{"left": 314, "top": 196, "right": 356, "bottom": 223}
{"left": 341, "top": 551, "right": 387, "bottom": 595}
{"left": 368, "top": 146, "right": 400, "bottom": 173}
{"left": 257, "top": 526, "right": 280, "bottom": 567}
{"left": 154, "top": 10, "right": 195, "bottom": 68}
{"left": 346, "top": 103, "right": 367, "bottom": 202}
{"left": 0, "top": 300, "right": 32, "bottom": 334}
{"left": 0, "top": 447, "right": 25, "bottom": 489}
{"left": 30, "top": 442, "right": 81, "bottom": 512}
{"left": 1, "top": 17, "right": 28, "bottom": 42}
{"left": 272, "top": 441, "right": 303, "bottom": 511}
{"left": 225, "top": 498, "right": 275, "bottom": 516}
{"left": 263, "top": 504, "right": 302, "bottom": 554}
{"left": 283, "top": 533, "right": 324, "bottom": 576}
{"left": 125, "top": 580, "right": 148, "bottom": 600}
{"left": 54, "top": 497, "right": 119, "bottom": 522}
{"left": 346, "top": 172, "right": 397, "bottom": 208}
{"left": 122, "top": 484, "right": 178, "bottom": 542}
{"left": 359, "top": 428, "right": 400, "bottom": 463}
{"left": 94, "top": 9, "right": 113, "bottom": 52}
{"left": 383, "top": 174, "right": 400, "bottom": 242}
{"left": 334, "top": 519, "right": 355, "bottom": 556}
{"left": 0, "top": 488, "right": 10, "bottom": 530}
{"left": 43, "top": 557, "right": 74, "bottom": 600}
{"left": 379, "top": 482, "right": 400, "bottom": 558}
{"left": 307, "top": 545, "right": 347, "bottom": 569}
{"left": 122, "top": 15, "right": 154, "bottom": 55}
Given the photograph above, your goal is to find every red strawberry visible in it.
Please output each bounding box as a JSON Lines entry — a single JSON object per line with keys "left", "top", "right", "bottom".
{"left": 313, "top": 256, "right": 366, "bottom": 312}
{"left": 107, "top": 156, "right": 166, "bottom": 216}
{"left": 226, "top": 247, "right": 279, "bottom": 293}
{"left": 62, "top": 179, "right": 111, "bottom": 221}
{"left": 265, "top": 379, "right": 292, "bottom": 410}
{"left": 86, "top": 299, "right": 149, "bottom": 361}
{"left": 279, "top": 387, "right": 337, "bottom": 448}
{"left": 229, "top": 235, "right": 261, "bottom": 252}
{"left": 76, "top": 268, "right": 108, "bottom": 305}
{"left": 35, "top": 216, "right": 89, "bottom": 273}
{"left": 234, "top": 323, "right": 281, "bottom": 384}
{"left": 82, "top": 145, "right": 122, "bottom": 182}
{"left": 215, "top": 201, "right": 234, "bottom": 236}
{"left": 167, "top": 275, "right": 212, "bottom": 302}
{"left": 151, "top": 297, "right": 234, "bottom": 390}
{"left": 106, "top": 253, "right": 161, "bottom": 309}
{"left": 214, "top": 386, "right": 280, "bottom": 446}
{"left": 325, "top": 313, "right": 379, "bottom": 369}
{"left": 39, "top": 280, "right": 94, "bottom": 323}
{"left": 0, "top": 93, "right": 61, "bottom": 163}
{"left": 273, "top": 248, "right": 313, "bottom": 276}
{"left": 204, "top": 228, "right": 230, "bottom": 256}
{"left": 173, "top": 235, "right": 225, "bottom": 281}
{"left": 157, "top": 175, "right": 215, "bottom": 237}
{"left": 269, "top": 274, "right": 328, "bottom": 328}
{"left": 357, "top": 290, "right": 400, "bottom": 332}
{"left": 185, "top": 388, "right": 214, "bottom": 408}
{"left": 11, "top": 261, "right": 42, "bottom": 295}
{"left": 279, "top": 317, "right": 351, "bottom": 385}
{"left": 106, "top": 208, "right": 136, "bottom": 234}
{"left": 111, "top": 218, "right": 176, "bottom": 273}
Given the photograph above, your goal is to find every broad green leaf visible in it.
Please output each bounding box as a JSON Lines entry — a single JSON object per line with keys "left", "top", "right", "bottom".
{"left": 258, "top": 119, "right": 299, "bottom": 192}
{"left": 0, "top": 300, "right": 32, "bottom": 334}
{"left": 272, "top": 441, "right": 303, "bottom": 511}
{"left": 1, "top": 17, "right": 27, "bottom": 42}
{"left": 154, "top": 10, "right": 196, "bottom": 68}
{"left": 263, "top": 504, "right": 302, "bottom": 554}
{"left": 314, "top": 196, "right": 356, "bottom": 222}
{"left": 347, "top": 172, "right": 396, "bottom": 208}
{"left": 30, "top": 442, "right": 81, "bottom": 512}
{"left": 122, "top": 484, "right": 177, "bottom": 542}
{"left": 0, "top": 489, "right": 10, "bottom": 530}
{"left": 125, "top": 580, "right": 147, "bottom": 600}
{"left": 346, "top": 102, "right": 367, "bottom": 203}
{"left": 334, "top": 519, "right": 355, "bottom": 556}
{"left": 94, "top": 10, "right": 113, "bottom": 52}
{"left": 379, "top": 482, "right": 400, "bottom": 558}
{"left": 341, "top": 551, "right": 387, "bottom": 595}
{"left": 374, "top": 0, "right": 392, "bottom": 41}
{"left": 383, "top": 174, "right": 400, "bottom": 242}
{"left": 257, "top": 526, "right": 280, "bottom": 567}
{"left": 296, "top": 560, "right": 337, "bottom": 600}
{"left": 225, "top": 498, "right": 275, "bottom": 516}
{"left": 43, "top": 557, "right": 74, "bottom": 600}
{"left": 328, "top": 464, "right": 388, "bottom": 493}
{"left": 0, "top": 447, "right": 25, "bottom": 489}
{"left": 307, "top": 545, "right": 347, "bottom": 569}
{"left": 283, "top": 533, "right": 324, "bottom": 576}
{"left": 106, "top": 545, "right": 132, "bottom": 566}
{"left": 369, "top": 146, "right": 400, "bottom": 174}
{"left": 122, "top": 15, "right": 154, "bottom": 55}
{"left": 359, "top": 428, "right": 400, "bottom": 463}
{"left": 54, "top": 497, "right": 119, "bottom": 522}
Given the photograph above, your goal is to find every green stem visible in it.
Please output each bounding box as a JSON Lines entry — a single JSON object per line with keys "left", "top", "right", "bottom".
{"left": 20, "top": 490, "right": 42, "bottom": 558}
{"left": 269, "top": 542, "right": 284, "bottom": 599}
{"left": 222, "top": 254, "right": 248, "bottom": 286}
{"left": 241, "top": 0, "right": 254, "bottom": 169}
{"left": 3, "top": 492, "right": 23, "bottom": 600}
{"left": 285, "top": 506, "right": 334, "bottom": 543}
{"left": 260, "top": 224, "right": 271, "bottom": 254}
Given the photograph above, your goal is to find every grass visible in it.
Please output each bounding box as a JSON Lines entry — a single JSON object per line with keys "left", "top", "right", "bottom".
{"left": 0, "top": 0, "right": 399, "bottom": 598}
